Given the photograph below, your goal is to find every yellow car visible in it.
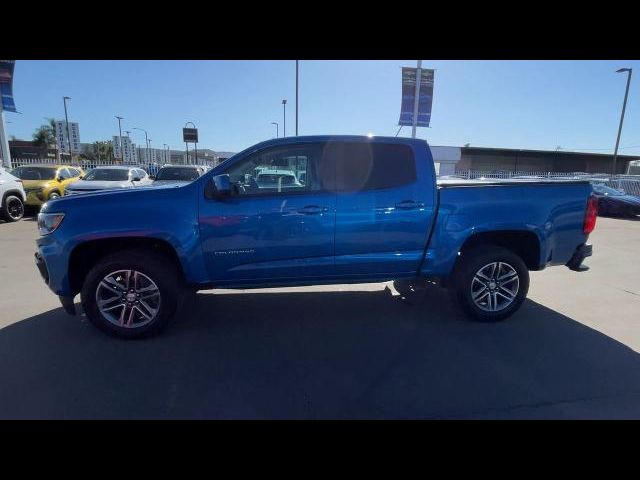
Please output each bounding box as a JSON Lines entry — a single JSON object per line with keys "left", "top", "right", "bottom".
{"left": 10, "top": 164, "right": 84, "bottom": 207}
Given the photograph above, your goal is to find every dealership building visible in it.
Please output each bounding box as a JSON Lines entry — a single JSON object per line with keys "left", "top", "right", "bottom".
{"left": 431, "top": 145, "right": 640, "bottom": 176}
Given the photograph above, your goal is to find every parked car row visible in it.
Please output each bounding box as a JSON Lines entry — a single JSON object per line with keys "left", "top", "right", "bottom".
{"left": 591, "top": 183, "right": 640, "bottom": 217}
{"left": 0, "top": 167, "right": 26, "bottom": 222}
{"left": 1, "top": 164, "right": 209, "bottom": 222}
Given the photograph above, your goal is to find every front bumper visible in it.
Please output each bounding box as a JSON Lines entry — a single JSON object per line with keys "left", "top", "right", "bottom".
{"left": 34, "top": 251, "right": 49, "bottom": 283}
{"left": 566, "top": 243, "right": 592, "bottom": 272}
{"left": 35, "top": 249, "right": 77, "bottom": 315}
{"left": 25, "top": 191, "right": 45, "bottom": 206}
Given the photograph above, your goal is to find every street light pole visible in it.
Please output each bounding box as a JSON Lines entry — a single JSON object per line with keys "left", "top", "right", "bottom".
{"left": 124, "top": 130, "right": 135, "bottom": 164}
{"left": 63, "top": 96, "right": 73, "bottom": 161}
{"left": 282, "top": 99, "right": 287, "bottom": 137}
{"left": 295, "top": 60, "right": 299, "bottom": 136}
{"left": 613, "top": 68, "right": 633, "bottom": 175}
{"left": 163, "top": 143, "right": 167, "bottom": 163}
{"left": 271, "top": 122, "right": 279, "bottom": 138}
{"left": 115, "top": 116, "right": 124, "bottom": 163}
{"left": 411, "top": 60, "right": 422, "bottom": 139}
{"left": 133, "top": 127, "right": 149, "bottom": 165}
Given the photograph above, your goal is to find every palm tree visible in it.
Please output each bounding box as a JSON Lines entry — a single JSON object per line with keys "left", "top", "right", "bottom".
{"left": 91, "top": 141, "right": 113, "bottom": 162}
{"left": 32, "top": 118, "right": 59, "bottom": 159}
{"left": 32, "top": 122, "right": 55, "bottom": 147}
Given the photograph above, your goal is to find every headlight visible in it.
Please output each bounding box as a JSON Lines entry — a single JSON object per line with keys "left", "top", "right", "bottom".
{"left": 37, "top": 212, "right": 65, "bottom": 235}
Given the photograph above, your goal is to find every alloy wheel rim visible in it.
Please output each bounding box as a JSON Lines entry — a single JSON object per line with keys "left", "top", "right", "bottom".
{"left": 96, "top": 269, "right": 161, "bottom": 328}
{"left": 7, "top": 198, "right": 24, "bottom": 219}
{"left": 470, "top": 262, "right": 519, "bottom": 312}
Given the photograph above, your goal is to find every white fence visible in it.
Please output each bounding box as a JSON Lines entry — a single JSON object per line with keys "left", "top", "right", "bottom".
{"left": 453, "top": 170, "right": 640, "bottom": 198}
{"left": 9, "top": 157, "right": 218, "bottom": 176}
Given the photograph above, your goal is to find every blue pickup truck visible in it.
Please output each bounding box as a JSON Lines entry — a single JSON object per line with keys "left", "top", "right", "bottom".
{"left": 35, "top": 136, "right": 597, "bottom": 338}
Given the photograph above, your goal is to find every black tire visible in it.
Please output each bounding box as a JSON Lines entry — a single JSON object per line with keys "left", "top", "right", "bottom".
{"left": 1, "top": 195, "right": 25, "bottom": 222}
{"left": 81, "top": 248, "right": 182, "bottom": 339}
{"left": 48, "top": 191, "right": 61, "bottom": 200}
{"left": 451, "top": 245, "right": 529, "bottom": 322}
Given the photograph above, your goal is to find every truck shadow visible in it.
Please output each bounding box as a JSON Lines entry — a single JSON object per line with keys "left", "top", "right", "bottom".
{"left": 1, "top": 286, "right": 640, "bottom": 419}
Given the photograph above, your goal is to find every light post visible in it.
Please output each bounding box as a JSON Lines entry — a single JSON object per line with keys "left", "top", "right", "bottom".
{"left": 271, "top": 122, "right": 279, "bottom": 138}
{"left": 63, "top": 96, "right": 73, "bottom": 161}
{"left": 282, "top": 99, "right": 287, "bottom": 137}
{"left": 411, "top": 60, "right": 422, "bottom": 139}
{"left": 295, "top": 60, "right": 299, "bottom": 136}
{"left": 163, "top": 143, "right": 167, "bottom": 163}
{"left": 115, "top": 116, "right": 124, "bottom": 164}
{"left": 125, "top": 131, "right": 132, "bottom": 163}
{"left": 166, "top": 145, "right": 170, "bottom": 164}
{"left": 132, "top": 127, "right": 149, "bottom": 165}
{"left": 612, "top": 67, "right": 633, "bottom": 175}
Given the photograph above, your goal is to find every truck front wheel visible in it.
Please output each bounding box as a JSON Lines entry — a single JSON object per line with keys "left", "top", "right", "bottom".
{"left": 81, "top": 249, "right": 181, "bottom": 338}
{"left": 452, "top": 246, "right": 529, "bottom": 322}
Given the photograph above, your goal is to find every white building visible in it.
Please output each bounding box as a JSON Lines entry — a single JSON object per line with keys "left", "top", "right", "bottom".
{"left": 55, "top": 121, "right": 81, "bottom": 154}
{"left": 137, "top": 147, "right": 170, "bottom": 165}
{"left": 429, "top": 146, "right": 460, "bottom": 175}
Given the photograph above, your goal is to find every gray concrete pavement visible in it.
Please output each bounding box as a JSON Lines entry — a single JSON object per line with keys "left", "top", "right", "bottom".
{"left": 0, "top": 215, "right": 639, "bottom": 419}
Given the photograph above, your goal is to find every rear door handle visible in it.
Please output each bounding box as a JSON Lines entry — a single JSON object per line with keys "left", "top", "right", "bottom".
{"left": 298, "top": 205, "right": 329, "bottom": 215}
{"left": 395, "top": 200, "right": 424, "bottom": 210}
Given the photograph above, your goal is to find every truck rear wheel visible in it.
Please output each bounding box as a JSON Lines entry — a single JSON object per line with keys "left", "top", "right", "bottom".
{"left": 81, "top": 249, "right": 181, "bottom": 339}
{"left": 452, "top": 246, "right": 529, "bottom": 322}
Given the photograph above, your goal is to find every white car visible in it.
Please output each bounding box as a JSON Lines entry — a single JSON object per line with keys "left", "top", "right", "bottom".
{"left": 152, "top": 165, "right": 206, "bottom": 186}
{"left": 64, "top": 166, "right": 153, "bottom": 195}
{"left": 0, "top": 166, "right": 26, "bottom": 222}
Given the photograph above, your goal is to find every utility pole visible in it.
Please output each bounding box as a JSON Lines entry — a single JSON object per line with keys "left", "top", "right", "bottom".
{"left": 271, "top": 122, "right": 279, "bottom": 138}
{"left": 133, "top": 127, "right": 149, "bottom": 165}
{"left": 115, "top": 116, "right": 124, "bottom": 163}
{"left": 295, "top": 60, "right": 299, "bottom": 136}
{"left": 282, "top": 99, "right": 287, "bottom": 137}
{"left": 63, "top": 96, "right": 73, "bottom": 161}
{"left": 613, "top": 68, "right": 632, "bottom": 175}
{"left": 411, "top": 60, "right": 422, "bottom": 139}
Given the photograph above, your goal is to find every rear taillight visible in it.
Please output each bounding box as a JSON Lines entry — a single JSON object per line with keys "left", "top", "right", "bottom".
{"left": 583, "top": 195, "right": 598, "bottom": 234}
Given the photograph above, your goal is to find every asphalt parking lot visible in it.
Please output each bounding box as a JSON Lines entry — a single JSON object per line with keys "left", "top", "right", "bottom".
{"left": 1, "top": 215, "right": 640, "bottom": 419}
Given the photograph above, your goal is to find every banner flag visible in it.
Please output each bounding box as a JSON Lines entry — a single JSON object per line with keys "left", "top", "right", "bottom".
{"left": 398, "top": 67, "right": 434, "bottom": 127}
{"left": 0, "top": 60, "right": 17, "bottom": 113}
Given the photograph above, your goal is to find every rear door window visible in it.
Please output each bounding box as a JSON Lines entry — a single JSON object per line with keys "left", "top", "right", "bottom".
{"left": 321, "top": 142, "right": 416, "bottom": 192}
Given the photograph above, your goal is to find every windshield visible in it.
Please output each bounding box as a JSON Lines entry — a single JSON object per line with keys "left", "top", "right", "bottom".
{"left": 83, "top": 169, "right": 130, "bottom": 181}
{"left": 11, "top": 166, "right": 57, "bottom": 180}
{"left": 593, "top": 184, "right": 623, "bottom": 196}
{"left": 155, "top": 167, "right": 200, "bottom": 181}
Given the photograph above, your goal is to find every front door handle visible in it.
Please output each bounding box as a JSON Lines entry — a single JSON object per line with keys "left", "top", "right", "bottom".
{"left": 395, "top": 200, "right": 424, "bottom": 210}
{"left": 298, "top": 205, "right": 329, "bottom": 215}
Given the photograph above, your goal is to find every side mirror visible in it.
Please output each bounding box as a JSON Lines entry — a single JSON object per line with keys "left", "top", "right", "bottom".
{"left": 205, "top": 174, "right": 233, "bottom": 200}
{"left": 149, "top": 175, "right": 155, "bottom": 180}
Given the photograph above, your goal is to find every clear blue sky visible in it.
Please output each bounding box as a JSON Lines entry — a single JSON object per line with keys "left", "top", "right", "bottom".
{"left": 5, "top": 60, "right": 640, "bottom": 155}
